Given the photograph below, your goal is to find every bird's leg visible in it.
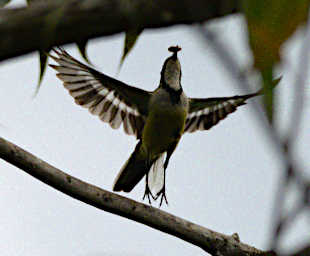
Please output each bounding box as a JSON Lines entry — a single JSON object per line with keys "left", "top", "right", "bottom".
{"left": 142, "top": 157, "right": 156, "bottom": 204}
{"left": 142, "top": 172, "right": 156, "bottom": 204}
{"left": 156, "top": 168, "right": 168, "bottom": 206}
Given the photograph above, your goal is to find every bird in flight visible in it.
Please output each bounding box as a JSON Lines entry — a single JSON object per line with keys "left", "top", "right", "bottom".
{"left": 50, "top": 46, "right": 269, "bottom": 206}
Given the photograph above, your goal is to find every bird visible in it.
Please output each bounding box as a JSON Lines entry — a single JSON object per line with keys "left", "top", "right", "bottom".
{"left": 49, "top": 46, "right": 272, "bottom": 206}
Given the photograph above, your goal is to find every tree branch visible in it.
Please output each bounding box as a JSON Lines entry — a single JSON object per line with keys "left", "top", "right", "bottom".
{"left": 0, "top": 136, "right": 271, "bottom": 256}
{"left": 0, "top": 0, "right": 239, "bottom": 62}
{"left": 288, "top": 245, "right": 310, "bottom": 256}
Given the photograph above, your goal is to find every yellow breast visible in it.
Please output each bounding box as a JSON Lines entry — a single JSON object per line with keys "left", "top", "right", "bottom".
{"left": 141, "top": 99, "right": 187, "bottom": 158}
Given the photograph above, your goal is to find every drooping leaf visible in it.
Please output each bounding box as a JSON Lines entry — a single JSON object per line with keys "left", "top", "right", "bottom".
{"left": 118, "top": 28, "right": 143, "bottom": 71}
{"left": 31, "top": 2, "right": 66, "bottom": 96}
{"left": 242, "top": 0, "right": 310, "bottom": 122}
{"left": 0, "top": 0, "right": 10, "bottom": 7}
{"left": 261, "top": 69, "right": 274, "bottom": 122}
{"left": 34, "top": 49, "right": 51, "bottom": 96}
{"left": 243, "top": 0, "right": 310, "bottom": 70}
{"left": 28, "top": 0, "right": 50, "bottom": 97}
{"left": 76, "top": 39, "right": 91, "bottom": 64}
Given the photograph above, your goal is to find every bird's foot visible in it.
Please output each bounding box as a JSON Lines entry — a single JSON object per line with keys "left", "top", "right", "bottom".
{"left": 142, "top": 185, "right": 156, "bottom": 204}
{"left": 155, "top": 187, "right": 168, "bottom": 207}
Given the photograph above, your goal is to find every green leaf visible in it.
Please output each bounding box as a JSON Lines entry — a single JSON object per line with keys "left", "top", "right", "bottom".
{"left": 261, "top": 69, "right": 274, "bottom": 122}
{"left": 76, "top": 39, "right": 90, "bottom": 64}
{"left": 242, "top": 0, "right": 310, "bottom": 123}
{"left": 34, "top": 49, "right": 50, "bottom": 96}
{"left": 118, "top": 29, "right": 143, "bottom": 71}
{"left": 243, "top": 0, "right": 310, "bottom": 70}
{"left": 0, "top": 0, "right": 10, "bottom": 7}
{"left": 31, "top": 3, "right": 66, "bottom": 96}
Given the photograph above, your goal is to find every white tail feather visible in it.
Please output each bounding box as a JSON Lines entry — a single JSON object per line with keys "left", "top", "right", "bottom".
{"left": 148, "top": 153, "right": 166, "bottom": 196}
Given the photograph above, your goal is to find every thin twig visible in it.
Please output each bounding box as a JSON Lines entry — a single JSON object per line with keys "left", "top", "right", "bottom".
{"left": 196, "top": 24, "right": 309, "bottom": 253}
{"left": 196, "top": 25, "right": 282, "bottom": 150}
{"left": 286, "top": 22, "right": 310, "bottom": 146}
{"left": 272, "top": 12, "right": 310, "bottom": 249}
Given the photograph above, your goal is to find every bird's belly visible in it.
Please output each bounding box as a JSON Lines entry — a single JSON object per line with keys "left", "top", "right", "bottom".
{"left": 142, "top": 107, "right": 186, "bottom": 157}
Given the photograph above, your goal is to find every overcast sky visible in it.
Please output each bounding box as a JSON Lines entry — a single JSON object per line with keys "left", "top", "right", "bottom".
{"left": 0, "top": 2, "right": 309, "bottom": 256}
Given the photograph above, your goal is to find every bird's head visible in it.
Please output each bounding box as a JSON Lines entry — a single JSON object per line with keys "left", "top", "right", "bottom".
{"left": 160, "top": 46, "right": 182, "bottom": 91}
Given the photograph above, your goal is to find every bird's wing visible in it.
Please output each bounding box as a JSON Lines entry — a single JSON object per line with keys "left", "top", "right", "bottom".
{"left": 185, "top": 92, "right": 260, "bottom": 133}
{"left": 49, "top": 48, "right": 151, "bottom": 139}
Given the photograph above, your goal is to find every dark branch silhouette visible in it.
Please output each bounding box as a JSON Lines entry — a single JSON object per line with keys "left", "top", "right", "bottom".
{"left": 0, "top": 0, "right": 239, "bottom": 62}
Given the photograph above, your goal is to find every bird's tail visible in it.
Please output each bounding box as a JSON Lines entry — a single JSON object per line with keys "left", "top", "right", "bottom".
{"left": 113, "top": 141, "right": 152, "bottom": 192}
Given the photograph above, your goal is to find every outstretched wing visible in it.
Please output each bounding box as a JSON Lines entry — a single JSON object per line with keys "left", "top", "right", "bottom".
{"left": 185, "top": 92, "right": 260, "bottom": 133}
{"left": 49, "top": 48, "right": 151, "bottom": 139}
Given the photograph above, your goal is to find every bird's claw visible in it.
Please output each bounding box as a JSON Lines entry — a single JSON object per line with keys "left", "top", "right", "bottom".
{"left": 142, "top": 185, "right": 156, "bottom": 204}
{"left": 155, "top": 187, "right": 168, "bottom": 206}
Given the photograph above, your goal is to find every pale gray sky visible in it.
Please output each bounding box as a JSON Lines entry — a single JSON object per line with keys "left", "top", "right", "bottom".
{"left": 0, "top": 3, "right": 309, "bottom": 255}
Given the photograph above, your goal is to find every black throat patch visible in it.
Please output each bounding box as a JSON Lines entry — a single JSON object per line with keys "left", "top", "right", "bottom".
{"left": 162, "top": 83, "right": 183, "bottom": 104}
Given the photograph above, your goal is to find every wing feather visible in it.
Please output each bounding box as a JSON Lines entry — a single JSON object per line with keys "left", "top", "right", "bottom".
{"left": 49, "top": 48, "right": 151, "bottom": 138}
{"left": 185, "top": 93, "right": 259, "bottom": 133}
